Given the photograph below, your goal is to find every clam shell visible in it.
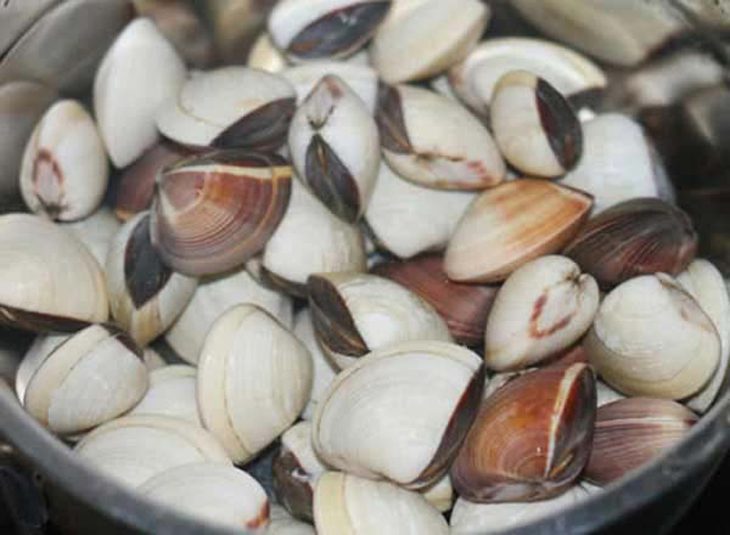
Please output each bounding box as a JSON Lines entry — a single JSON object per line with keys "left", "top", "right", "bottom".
{"left": 262, "top": 180, "right": 366, "bottom": 297}
{"left": 308, "top": 272, "right": 452, "bottom": 369}
{"left": 364, "top": 162, "right": 475, "bottom": 259}
{"left": 314, "top": 472, "right": 449, "bottom": 535}
{"left": 197, "top": 305, "right": 313, "bottom": 464}
{"left": 447, "top": 37, "right": 606, "bottom": 116}
{"left": 20, "top": 99, "right": 108, "bottom": 221}
{"left": 484, "top": 256, "right": 599, "bottom": 372}
{"left": 156, "top": 66, "right": 296, "bottom": 151}
{"left": 585, "top": 274, "right": 720, "bottom": 399}
{"left": 151, "top": 150, "right": 292, "bottom": 277}
{"left": 62, "top": 208, "right": 121, "bottom": 266}
{"left": 421, "top": 474, "right": 454, "bottom": 513}
{"left": 565, "top": 198, "right": 697, "bottom": 289}
{"left": 130, "top": 365, "right": 200, "bottom": 426}
{"left": 376, "top": 83, "right": 505, "bottom": 190}
{"left": 370, "top": 0, "right": 489, "bottom": 83}
{"left": 16, "top": 333, "right": 69, "bottom": 403}
{"left": 269, "top": 505, "right": 316, "bottom": 535}
{"left": 248, "top": 32, "right": 289, "bottom": 73}
{"left": 312, "top": 340, "right": 485, "bottom": 488}
{"left": 451, "top": 363, "right": 596, "bottom": 503}
{"left": 139, "top": 462, "right": 269, "bottom": 532}
{"left": 269, "top": 0, "right": 392, "bottom": 61}
{"left": 142, "top": 347, "right": 167, "bottom": 372}
{"left": 596, "top": 381, "right": 626, "bottom": 408}
{"left": 0, "top": 0, "right": 58, "bottom": 58}
{"left": 94, "top": 18, "right": 186, "bottom": 168}
{"left": 0, "top": 214, "right": 108, "bottom": 332}
{"left": 106, "top": 212, "right": 197, "bottom": 346}
{"left": 74, "top": 415, "right": 231, "bottom": 488}
{"left": 444, "top": 179, "right": 593, "bottom": 283}
{"left": 23, "top": 324, "right": 148, "bottom": 435}
{"left": 166, "top": 266, "right": 293, "bottom": 365}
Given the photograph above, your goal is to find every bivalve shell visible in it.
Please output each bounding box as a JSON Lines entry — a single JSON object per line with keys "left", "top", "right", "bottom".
{"left": 282, "top": 61, "right": 378, "bottom": 112}
{"left": 94, "top": 18, "right": 186, "bottom": 168}
{"left": 23, "top": 324, "right": 148, "bottom": 435}
{"left": 269, "top": 505, "right": 315, "bottom": 535}
{"left": 62, "top": 208, "right": 121, "bottom": 266}
{"left": 0, "top": 214, "right": 108, "bottom": 332}
{"left": 269, "top": 0, "right": 392, "bottom": 61}
{"left": 308, "top": 272, "right": 452, "bottom": 369}
{"left": 248, "top": 32, "right": 289, "bottom": 73}
{"left": 197, "top": 305, "right": 313, "bottom": 464}
{"left": 156, "top": 66, "right": 296, "bottom": 151}
{"left": 20, "top": 99, "right": 108, "bottom": 221}
{"left": 312, "top": 340, "right": 485, "bottom": 489}
{"left": 130, "top": 365, "right": 201, "bottom": 426}
{"left": 151, "top": 150, "right": 292, "bottom": 277}
{"left": 376, "top": 83, "right": 505, "bottom": 190}
{"left": 444, "top": 179, "right": 593, "bottom": 283}
{"left": 585, "top": 274, "right": 720, "bottom": 399}
{"left": 106, "top": 212, "right": 197, "bottom": 346}
{"left": 16, "top": 333, "right": 70, "bottom": 403}
{"left": 451, "top": 362, "right": 596, "bottom": 502}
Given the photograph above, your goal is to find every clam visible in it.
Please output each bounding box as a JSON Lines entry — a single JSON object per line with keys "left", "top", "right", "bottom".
{"left": 314, "top": 472, "right": 448, "bottom": 534}
{"left": 289, "top": 74, "right": 380, "bottom": 222}
{"left": 0, "top": 214, "right": 108, "bottom": 332}
{"left": 142, "top": 347, "right": 167, "bottom": 372}
{"left": 273, "top": 421, "right": 327, "bottom": 522}
{"left": 114, "top": 141, "right": 190, "bottom": 222}
{"left": 0, "top": 0, "right": 57, "bottom": 58}
{"left": 23, "top": 324, "right": 148, "bottom": 435}
{"left": 585, "top": 274, "right": 720, "bottom": 399}
{"left": 262, "top": 180, "right": 366, "bottom": 297}
{"left": 139, "top": 462, "right": 269, "bottom": 532}
{"left": 565, "top": 198, "right": 697, "bottom": 289}
{"left": 451, "top": 363, "right": 596, "bottom": 502}
{"left": 484, "top": 256, "right": 599, "bottom": 372}
{"left": 248, "top": 32, "right": 289, "bottom": 73}
{"left": 166, "top": 266, "right": 293, "bottom": 365}
{"left": 151, "top": 150, "right": 292, "bottom": 277}
{"left": 62, "top": 207, "right": 121, "bottom": 267}
{"left": 15, "top": 334, "right": 70, "bottom": 403}
{"left": 293, "top": 309, "right": 338, "bottom": 420}
{"left": 269, "top": 0, "right": 392, "bottom": 61}
{"left": 560, "top": 114, "right": 674, "bottom": 213}
{"left": 450, "top": 485, "right": 593, "bottom": 534}
{"left": 282, "top": 61, "right": 379, "bottom": 112}
{"left": 372, "top": 254, "right": 498, "bottom": 346}
{"left": 584, "top": 398, "right": 698, "bottom": 485}
{"left": 156, "top": 66, "right": 296, "bottom": 151}
{"left": 94, "top": 18, "right": 186, "bottom": 168}
{"left": 376, "top": 83, "right": 505, "bottom": 189}
{"left": 269, "top": 505, "right": 316, "bottom": 535}
{"left": 197, "top": 304, "right": 313, "bottom": 464}
{"left": 130, "top": 365, "right": 201, "bottom": 426}
{"left": 444, "top": 179, "right": 593, "bottom": 283}
{"left": 596, "top": 381, "right": 626, "bottom": 408}
{"left": 312, "top": 340, "right": 485, "bottom": 488}
{"left": 678, "top": 259, "right": 730, "bottom": 412}
{"left": 106, "top": 212, "right": 197, "bottom": 347}
{"left": 74, "top": 415, "right": 231, "bottom": 489}
{"left": 491, "top": 71, "right": 583, "bottom": 178}
{"left": 421, "top": 474, "right": 454, "bottom": 513}
{"left": 447, "top": 37, "right": 606, "bottom": 117}
{"left": 307, "top": 272, "right": 452, "bottom": 369}
{"left": 19, "top": 99, "right": 108, "bottom": 221}
{"left": 364, "top": 162, "right": 476, "bottom": 259}
{"left": 370, "top": 0, "right": 489, "bottom": 83}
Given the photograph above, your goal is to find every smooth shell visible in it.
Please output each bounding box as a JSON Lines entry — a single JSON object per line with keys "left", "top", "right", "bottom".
{"left": 62, "top": 208, "right": 121, "bottom": 266}
{"left": 130, "top": 365, "right": 201, "bottom": 426}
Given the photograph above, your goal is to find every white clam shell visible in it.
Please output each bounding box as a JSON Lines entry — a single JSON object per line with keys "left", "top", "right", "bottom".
{"left": 312, "top": 340, "right": 483, "bottom": 487}
{"left": 293, "top": 309, "right": 337, "bottom": 420}
{"left": 74, "top": 415, "right": 231, "bottom": 488}
{"left": 484, "top": 256, "right": 599, "bottom": 372}
{"left": 130, "top": 365, "right": 201, "bottom": 426}
{"left": 0, "top": 214, "right": 108, "bottom": 328}
{"left": 247, "top": 32, "right": 289, "bottom": 73}
{"left": 197, "top": 304, "right": 313, "bottom": 463}
{"left": 23, "top": 324, "right": 148, "bottom": 435}
{"left": 20, "top": 99, "right": 108, "bottom": 221}
{"left": 262, "top": 181, "right": 366, "bottom": 292}
{"left": 94, "top": 18, "right": 186, "bottom": 168}
{"left": 678, "top": 259, "right": 730, "bottom": 412}
{"left": 62, "top": 207, "right": 121, "bottom": 266}
{"left": 370, "top": 0, "right": 489, "bottom": 83}
{"left": 281, "top": 421, "right": 327, "bottom": 479}
{"left": 142, "top": 347, "right": 167, "bottom": 372}
{"left": 596, "top": 380, "right": 626, "bottom": 408}
{"left": 166, "top": 266, "right": 293, "bottom": 365}
{"left": 421, "top": 474, "right": 454, "bottom": 513}
{"left": 16, "top": 333, "right": 69, "bottom": 403}
{"left": 314, "top": 471, "right": 449, "bottom": 535}
{"left": 448, "top": 37, "right": 606, "bottom": 116}
{"left": 105, "top": 212, "right": 198, "bottom": 347}
{"left": 365, "top": 161, "right": 475, "bottom": 258}
{"left": 156, "top": 66, "right": 295, "bottom": 147}
{"left": 269, "top": 505, "right": 316, "bottom": 535}
{"left": 586, "top": 273, "right": 720, "bottom": 399}
{"left": 139, "top": 462, "right": 269, "bottom": 532}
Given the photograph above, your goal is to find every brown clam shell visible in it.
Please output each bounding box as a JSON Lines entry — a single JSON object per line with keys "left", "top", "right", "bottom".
{"left": 451, "top": 362, "right": 596, "bottom": 503}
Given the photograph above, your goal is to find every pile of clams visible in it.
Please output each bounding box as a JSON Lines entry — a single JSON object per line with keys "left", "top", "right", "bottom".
{"left": 2, "top": 0, "right": 730, "bottom": 533}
